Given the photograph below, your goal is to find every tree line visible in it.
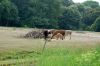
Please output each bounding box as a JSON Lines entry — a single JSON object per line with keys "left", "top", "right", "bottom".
{"left": 0, "top": 0, "right": 100, "bottom": 31}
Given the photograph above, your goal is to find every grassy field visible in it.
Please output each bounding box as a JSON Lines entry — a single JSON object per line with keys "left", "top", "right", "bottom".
{"left": 0, "top": 27, "right": 100, "bottom": 66}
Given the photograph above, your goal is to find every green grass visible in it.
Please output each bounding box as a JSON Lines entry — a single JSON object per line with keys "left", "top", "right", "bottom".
{"left": 37, "top": 47, "right": 100, "bottom": 66}
{"left": 0, "top": 27, "right": 100, "bottom": 66}
{"left": 0, "top": 46, "right": 100, "bottom": 66}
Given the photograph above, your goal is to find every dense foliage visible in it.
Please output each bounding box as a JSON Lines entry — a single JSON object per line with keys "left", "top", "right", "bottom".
{"left": 91, "top": 16, "right": 100, "bottom": 32}
{"left": 0, "top": 0, "right": 100, "bottom": 31}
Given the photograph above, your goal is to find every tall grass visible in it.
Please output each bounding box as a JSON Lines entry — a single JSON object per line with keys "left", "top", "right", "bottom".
{"left": 36, "top": 47, "right": 100, "bottom": 66}
{"left": 0, "top": 46, "right": 100, "bottom": 66}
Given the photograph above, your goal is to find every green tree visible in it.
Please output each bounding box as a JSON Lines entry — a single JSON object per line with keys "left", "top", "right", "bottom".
{"left": 75, "top": 3, "right": 92, "bottom": 16}
{"left": 11, "top": 0, "right": 32, "bottom": 26}
{"left": 83, "top": 8, "right": 100, "bottom": 26}
{"left": 0, "top": 0, "right": 19, "bottom": 26}
{"left": 11, "top": 0, "right": 63, "bottom": 28}
{"left": 83, "top": 1, "right": 99, "bottom": 8}
{"left": 0, "top": 3, "right": 3, "bottom": 25}
{"left": 91, "top": 17, "right": 100, "bottom": 32}
{"left": 59, "top": 5, "right": 81, "bottom": 30}
{"left": 62, "top": 0, "right": 73, "bottom": 7}
{"left": 69, "top": 3, "right": 93, "bottom": 30}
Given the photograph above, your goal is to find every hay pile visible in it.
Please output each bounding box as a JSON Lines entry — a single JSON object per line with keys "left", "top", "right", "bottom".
{"left": 23, "top": 30, "right": 44, "bottom": 39}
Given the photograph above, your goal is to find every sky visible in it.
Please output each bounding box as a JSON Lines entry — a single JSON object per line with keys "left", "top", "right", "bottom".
{"left": 73, "top": 0, "right": 100, "bottom": 4}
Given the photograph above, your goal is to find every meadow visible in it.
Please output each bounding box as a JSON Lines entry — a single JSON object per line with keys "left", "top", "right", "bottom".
{"left": 0, "top": 27, "right": 100, "bottom": 66}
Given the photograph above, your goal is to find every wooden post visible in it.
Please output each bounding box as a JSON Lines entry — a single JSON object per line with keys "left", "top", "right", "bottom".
{"left": 42, "top": 39, "right": 47, "bottom": 53}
